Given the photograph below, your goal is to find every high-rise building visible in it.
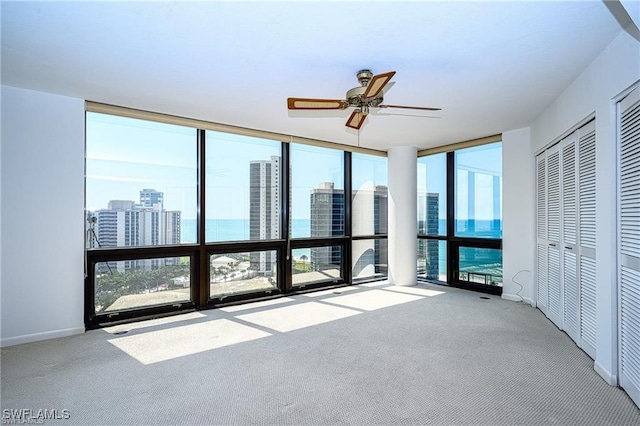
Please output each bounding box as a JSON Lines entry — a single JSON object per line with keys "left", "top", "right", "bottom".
{"left": 88, "top": 190, "right": 181, "bottom": 272}
{"left": 249, "top": 156, "right": 280, "bottom": 275}
{"left": 139, "top": 188, "right": 163, "bottom": 208}
{"left": 310, "top": 182, "right": 345, "bottom": 270}
{"left": 417, "top": 193, "right": 440, "bottom": 280}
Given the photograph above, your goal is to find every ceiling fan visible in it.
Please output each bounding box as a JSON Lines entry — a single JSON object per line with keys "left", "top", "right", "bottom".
{"left": 287, "top": 69, "right": 441, "bottom": 130}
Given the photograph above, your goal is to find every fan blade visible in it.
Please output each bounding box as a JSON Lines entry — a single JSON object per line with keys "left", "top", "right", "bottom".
{"left": 378, "top": 104, "right": 441, "bottom": 111}
{"left": 363, "top": 71, "right": 396, "bottom": 98}
{"left": 287, "top": 98, "right": 348, "bottom": 110}
{"left": 346, "top": 110, "right": 367, "bottom": 129}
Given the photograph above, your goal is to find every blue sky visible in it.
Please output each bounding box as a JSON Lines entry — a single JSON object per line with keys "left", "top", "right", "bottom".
{"left": 417, "top": 143, "right": 502, "bottom": 222}
{"left": 86, "top": 113, "right": 500, "bottom": 222}
{"left": 86, "top": 113, "right": 387, "bottom": 220}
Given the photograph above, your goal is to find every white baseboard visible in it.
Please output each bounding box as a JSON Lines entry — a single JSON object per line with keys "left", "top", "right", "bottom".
{"left": 594, "top": 360, "right": 618, "bottom": 386}
{"left": 501, "top": 292, "right": 521, "bottom": 302}
{"left": 502, "top": 293, "right": 535, "bottom": 307}
{"left": 1, "top": 327, "right": 84, "bottom": 348}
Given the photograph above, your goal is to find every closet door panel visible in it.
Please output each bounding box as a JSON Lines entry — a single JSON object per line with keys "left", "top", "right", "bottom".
{"left": 562, "top": 135, "right": 579, "bottom": 343}
{"left": 546, "top": 145, "right": 562, "bottom": 328}
{"left": 547, "top": 246, "right": 562, "bottom": 328}
{"left": 580, "top": 256, "right": 597, "bottom": 357}
{"left": 536, "top": 153, "right": 548, "bottom": 314}
{"left": 563, "top": 250, "right": 579, "bottom": 342}
{"left": 578, "top": 121, "right": 597, "bottom": 358}
{"left": 619, "top": 87, "right": 640, "bottom": 407}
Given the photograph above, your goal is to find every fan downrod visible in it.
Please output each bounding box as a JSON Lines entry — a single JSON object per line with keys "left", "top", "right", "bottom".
{"left": 356, "top": 69, "right": 373, "bottom": 86}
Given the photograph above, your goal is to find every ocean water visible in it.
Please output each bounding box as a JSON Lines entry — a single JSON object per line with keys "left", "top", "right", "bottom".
{"left": 420, "top": 220, "right": 503, "bottom": 280}
{"left": 427, "top": 219, "right": 502, "bottom": 239}
{"left": 180, "top": 219, "right": 311, "bottom": 243}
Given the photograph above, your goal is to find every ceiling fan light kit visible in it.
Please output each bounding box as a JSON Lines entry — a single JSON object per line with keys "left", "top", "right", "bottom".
{"left": 287, "top": 69, "right": 441, "bottom": 129}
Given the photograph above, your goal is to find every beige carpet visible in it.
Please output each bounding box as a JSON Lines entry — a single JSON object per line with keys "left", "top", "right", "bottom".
{"left": 2, "top": 281, "right": 639, "bottom": 425}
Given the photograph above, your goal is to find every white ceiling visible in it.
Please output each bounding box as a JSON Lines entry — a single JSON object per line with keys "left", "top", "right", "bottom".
{"left": 1, "top": 1, "right": 624, "bottom": 151}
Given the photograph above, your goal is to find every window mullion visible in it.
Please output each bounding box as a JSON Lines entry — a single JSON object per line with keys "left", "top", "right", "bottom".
{"left": 197, "top": 129, "right": 208, "bottom": 306}
{"left": 344, "top": 151, "right": 352, "bottom": 283}
{"left": 446, "top": 151, "right": 455, "bottom": 283}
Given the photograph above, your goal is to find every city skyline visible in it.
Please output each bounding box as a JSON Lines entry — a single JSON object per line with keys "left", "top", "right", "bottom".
{"left": 88, "top": 188, "right": 181, "bottom": 272}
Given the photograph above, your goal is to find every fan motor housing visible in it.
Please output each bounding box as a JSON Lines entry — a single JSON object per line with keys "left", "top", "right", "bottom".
{"left": 346, "top": 86, "right": 383, "bottom": 108}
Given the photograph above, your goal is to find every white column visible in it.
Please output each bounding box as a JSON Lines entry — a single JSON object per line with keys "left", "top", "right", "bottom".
{"left": 388, "top": 146, "right": 417, "bottom": 286}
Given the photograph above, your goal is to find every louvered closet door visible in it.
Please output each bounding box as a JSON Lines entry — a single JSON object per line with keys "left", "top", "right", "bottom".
{"left": 578, "top": 120, "right": 597, "bottom": 359}
{"left": 547, "top": 143, "right": 563, "bottom": 328}
{"left": 536, "top": 152, "right": 549, "bottom": 315}
{"left": 562, "top": 133, "right": 580, "bottom": 343}
{"left": 619, "top": 87, "right": 640, "bottom": 407}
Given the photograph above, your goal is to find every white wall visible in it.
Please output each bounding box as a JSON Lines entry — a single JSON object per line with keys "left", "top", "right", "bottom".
{"left": 529, "top": 27, "right": 640, "bottom": 385}
{"left": 501, "top": 128, "right": 534, "bottom": 305}
{"left": 1, "top": 86, "right": 85, "bottom": 346}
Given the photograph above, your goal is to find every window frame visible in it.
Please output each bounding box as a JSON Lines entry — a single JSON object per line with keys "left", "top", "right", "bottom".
{"left": 417, "top": 145, "right": 503, "bottom": 295}
{"left": 84, "top": 107, "right": 388, "bottom": 328}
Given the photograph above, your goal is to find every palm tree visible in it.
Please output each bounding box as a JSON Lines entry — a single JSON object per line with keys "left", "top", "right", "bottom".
{"left": 300, "top": 254, "right": 308, "bottom": 272}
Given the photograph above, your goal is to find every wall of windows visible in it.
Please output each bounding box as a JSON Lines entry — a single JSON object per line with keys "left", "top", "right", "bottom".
{"left": 85, "top": 107, "right": 387, "bottom": 327}
{"left": 417, "top": 142, "right": 503, "bottom": 294}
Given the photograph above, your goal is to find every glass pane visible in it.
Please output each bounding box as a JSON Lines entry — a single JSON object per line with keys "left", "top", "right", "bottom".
{"left": 291, "top": 144, "right": 344, "bottom": 238}
{"left": 210, "top": 251, "right": 278, "bottom": 299}
{"left": 292, "top": 246, "right": 342, "bottom": 287}
{"left": 205, "top": 131, "right": 281, "bottom": 242}
{"left": 457, "top": 247, "right": 503, "bottom": 287}
{"left": 417, "top": 153, "right": 446, "bottom": 236}
{"left": 417, "top": 239, "right": 447, "bottom": 281}
{"left": 95, "top": 257, "right": 190, "bottom": 312}
{"left": 352, "top": 153, "right": 388, "bottom": 236}
{"left": 455, "top": 142, "right": 502, "bottom": 238}
{"left": 352, "top": 239, "right": 388, "bottom": 280}
{"left": 86, "top": 113, "right": 197, "bottom": 247}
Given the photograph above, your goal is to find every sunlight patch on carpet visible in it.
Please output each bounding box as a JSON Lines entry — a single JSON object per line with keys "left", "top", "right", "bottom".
{"left": 300, "top": 286, "right": 359, "bottom": 298}
{"left": 108, "top": 318, "right": 271, "bottom": 364}
{"left": 103, "top": 312, "right": 208, "bottom": 334}
{"left": 219, "top": 297, "right": 297, "bottom": 313}
{"left": 236, "top": 301, "right": 360, "bottom": 332}
{"left": 326, "top": 289, "right": 424, "bottom": 311}
{"left": 383, "top": 286, "right": 445, "bottom": 297}
{"left": 358, "top": 281, "right": 390, "bottom": 288}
